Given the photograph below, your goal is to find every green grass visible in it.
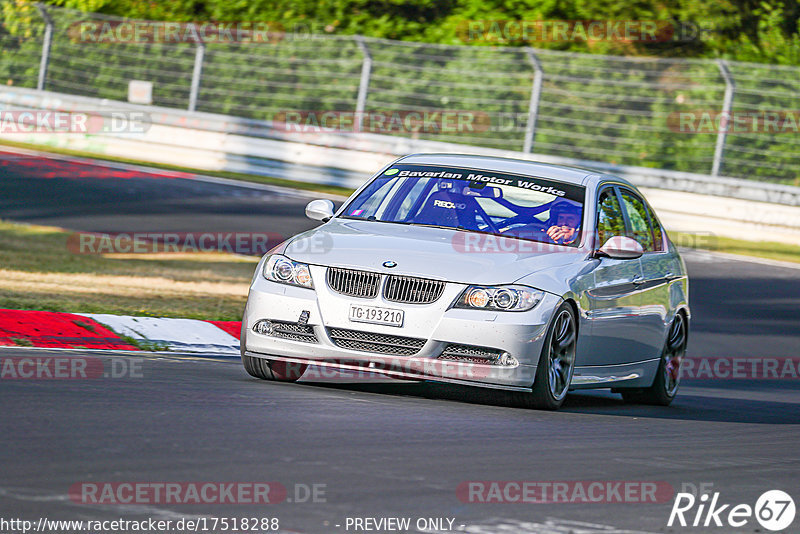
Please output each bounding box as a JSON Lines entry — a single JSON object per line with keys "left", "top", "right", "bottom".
{"left": 670, "top": 232, "right": 800, "bottom": 264}
{"left": 72, "top": 319, "right": 98, "bottom": 333}
{"left": 118, "top": 334, "right": 170, "bottom": 352}
{"left": 0, "top": 139, "right": 355, "bottom": 198}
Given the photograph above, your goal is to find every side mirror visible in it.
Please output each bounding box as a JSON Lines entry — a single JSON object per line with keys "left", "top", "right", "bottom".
{"left": 598, "top": 236, "right": 644, "bottom": 260}
{"left": 305, "top": 199, "right": 335, "bottom": 222}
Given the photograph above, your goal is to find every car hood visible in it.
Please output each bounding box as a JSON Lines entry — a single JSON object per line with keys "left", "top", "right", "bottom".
{"left": 283, "top": 219, "right": 583, "bottom": 286}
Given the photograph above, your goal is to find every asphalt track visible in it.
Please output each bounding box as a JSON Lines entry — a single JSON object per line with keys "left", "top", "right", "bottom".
{"left": 1, "top": 150, "right": 799, "bottom": 533}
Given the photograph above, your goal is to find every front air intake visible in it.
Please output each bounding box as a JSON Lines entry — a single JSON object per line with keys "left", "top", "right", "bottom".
{"left": 327, "top": 328, "right": 425, "bottom": 356}
{"left": 438, "top": 343, "right": 504, "bottom": 364}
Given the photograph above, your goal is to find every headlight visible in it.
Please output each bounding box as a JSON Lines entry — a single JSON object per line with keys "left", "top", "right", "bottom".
{"left": 262, "top": 255, "right": 314, "bottom": 289}
{"left": 454, "top": 285, "right": 543, "bottom": 312}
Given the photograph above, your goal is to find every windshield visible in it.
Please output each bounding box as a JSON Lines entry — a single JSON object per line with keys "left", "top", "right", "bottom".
{"left": 340, "top": 164, "right": 586, "bottom": 247}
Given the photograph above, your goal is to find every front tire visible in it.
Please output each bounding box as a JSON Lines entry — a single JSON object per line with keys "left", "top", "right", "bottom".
{"left": 514, "top": 302, "right": 577, "bottom": 410}
{"left": 240, "top": 320, "right": 307, "bottom": 382}
{"left": 242, "top": 353, "right": 271, "bottom": 379}
{"left": 242, "top": 355, "right": 307, "bottom": 382}
{"left": 620, "top": 313, "right": 687, "bottom": 406}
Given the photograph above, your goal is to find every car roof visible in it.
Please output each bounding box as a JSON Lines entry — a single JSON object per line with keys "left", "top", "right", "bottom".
{"left": 397, "top": 153, "right": 635, "bottom": 189}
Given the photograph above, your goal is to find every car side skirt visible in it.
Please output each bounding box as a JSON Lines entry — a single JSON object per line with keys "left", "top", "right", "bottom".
{"left": 569, "top": 358, "right": 661, "bottom": 389}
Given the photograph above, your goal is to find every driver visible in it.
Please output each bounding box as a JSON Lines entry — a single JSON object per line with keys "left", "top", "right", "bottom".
{"left": 546, "top": 202, "right": 581, "bottom": 245}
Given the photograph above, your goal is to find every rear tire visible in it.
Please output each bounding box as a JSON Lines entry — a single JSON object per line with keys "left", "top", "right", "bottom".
{"left": 620, "top": 313, "right": 687, "bottom": 406}
{"left": 513, "top": 302, "right": 577, "bottom": 410}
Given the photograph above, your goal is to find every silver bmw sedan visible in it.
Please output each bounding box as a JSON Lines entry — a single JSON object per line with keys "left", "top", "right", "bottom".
{"left": 240, "top": 153, "right": 690, "bottom": 410}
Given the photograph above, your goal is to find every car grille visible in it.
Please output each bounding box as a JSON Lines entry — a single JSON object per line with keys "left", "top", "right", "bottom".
{"left": 383, "top": 275, "right": 445, "bottom": 304}
{"left": 438, "top": 343, "right": 503, "bottom": 364}
{"left": 326, "top": 267, "right": 380, "bottom": 299}
{"left": 270, "top": 321, "right": 318, "bottom": 343}
{"left": 327, "top": 327, "right": 425, "bottom": 356}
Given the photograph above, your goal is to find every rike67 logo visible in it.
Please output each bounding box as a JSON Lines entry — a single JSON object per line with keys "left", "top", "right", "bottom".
{"left": 669, "top": 489, "right": 795, "bottom": 531}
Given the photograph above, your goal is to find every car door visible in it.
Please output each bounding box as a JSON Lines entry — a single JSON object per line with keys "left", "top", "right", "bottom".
{"left": 618, "top": 188, "right": 681, "bottom": 360}
{"left": 582, "top": 186, "right": 646, "bottom": 367}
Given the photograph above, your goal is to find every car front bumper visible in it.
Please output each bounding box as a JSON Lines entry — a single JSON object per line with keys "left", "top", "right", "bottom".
{"left": 241, "top": 265, "right": 563, "bottom": 390}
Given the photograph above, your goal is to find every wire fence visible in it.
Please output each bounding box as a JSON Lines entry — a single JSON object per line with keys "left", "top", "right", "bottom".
{"left": 1, "top": 6, "right": 799, "bottom": 183}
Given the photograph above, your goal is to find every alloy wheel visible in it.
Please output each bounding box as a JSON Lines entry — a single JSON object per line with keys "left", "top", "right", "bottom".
{"left": 548, "top": 309, "right": 577, "bottom": 400}
{"left": 663, "top": 314, "right": 687, "bottom": 397}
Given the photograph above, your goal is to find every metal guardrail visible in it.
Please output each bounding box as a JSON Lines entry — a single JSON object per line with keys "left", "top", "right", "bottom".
{"left": 1, "top": 5, "right": 798, "bottom": 184}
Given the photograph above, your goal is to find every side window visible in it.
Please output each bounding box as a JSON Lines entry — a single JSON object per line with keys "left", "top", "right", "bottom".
{"left": 596, "top": 188, "right": 625, "bottom": 246}
{"left": 648, "top": 205, "right": 665, "bottom": 252}
{"left": 620, "top": 190, "right": 654, "bottom": 252}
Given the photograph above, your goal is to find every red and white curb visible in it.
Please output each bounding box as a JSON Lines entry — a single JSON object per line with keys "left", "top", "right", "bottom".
{"left": 0, "top": 309, "right": 241, "bottom": 354}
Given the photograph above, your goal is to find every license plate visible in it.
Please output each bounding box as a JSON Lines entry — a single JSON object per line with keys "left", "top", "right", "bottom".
{"left": 348, "top": 304, "right": 404, "bottom": 327}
